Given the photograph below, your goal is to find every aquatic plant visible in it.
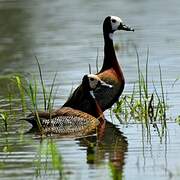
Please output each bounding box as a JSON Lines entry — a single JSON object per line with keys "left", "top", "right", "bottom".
{"left": 0, "top": 86, "right": 17, "bottom": 132}
{"left": 34, "top": 139, "right": 65, "bottom": 179}
{"left": 15, "top": 76, "right": 27, "bottom": 114}
{"left": 109, "top": 162, "right": 123, "bottom": 180}
{"left": 113, "top": 48, "right": 167, "bottom": 131}
{"left": 0, "top": 112, "right": 9, "bottom": 132}
{"left": 14, "top": 57, "right": 58, "bottom": 134}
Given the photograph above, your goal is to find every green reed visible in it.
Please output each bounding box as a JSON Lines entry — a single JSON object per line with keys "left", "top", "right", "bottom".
{"left": 34, "top": 139, "right": 65, "bottom": 179}
{"left": 96, "top": 48, "right": 99, "bottom": 73}
{"left": 14, "top": 57, "right": 57, "bottom": 134}
{"left": 113, "top": 49, "right": 167, "bottom": 129}
{"left": 0, "top": 85, "right": 16, "bottom": 132}
{"left": 35, "top": 56, "right": 47, "bottom": 111}
{"left": 109, "top": 162, "right": 123, "bottom": 180}
{"left": 15, "top": 76, "right": 27, "bottom": 114}
{"left": 0, "top": 112, "right": 9, "bottom": 132}
{"left": 27, "top": 77, "right": 43, "bottom": 132}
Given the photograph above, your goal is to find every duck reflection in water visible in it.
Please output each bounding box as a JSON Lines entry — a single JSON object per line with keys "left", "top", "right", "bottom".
{"left": 76, "top": 121, "right": 128, "bottom": 178}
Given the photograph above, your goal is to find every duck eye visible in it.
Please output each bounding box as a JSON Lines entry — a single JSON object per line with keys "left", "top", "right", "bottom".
{"left": 112, "top": 19, "right": 116, "bottom": 23}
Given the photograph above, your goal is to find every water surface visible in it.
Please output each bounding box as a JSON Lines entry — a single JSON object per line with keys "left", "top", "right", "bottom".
{"left": 0, "top": 0, "right": 180, "bottom": 179}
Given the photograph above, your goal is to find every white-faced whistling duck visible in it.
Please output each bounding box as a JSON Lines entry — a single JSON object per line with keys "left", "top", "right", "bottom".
{"left": 22, "top": 74, "right": 112, "bottom": 136}
{"left": 63, "top": 16, "right": 134, "bottom": 114}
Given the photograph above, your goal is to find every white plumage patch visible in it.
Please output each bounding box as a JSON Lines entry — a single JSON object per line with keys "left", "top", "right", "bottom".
{"left": 90, "top": 90, "right": 96, "bottom": 99}
{"left": 110, "top": 16, "right": 123, "bottom": 31}
{"left": 87, "top": 74, "right": 100, "bottom": 89}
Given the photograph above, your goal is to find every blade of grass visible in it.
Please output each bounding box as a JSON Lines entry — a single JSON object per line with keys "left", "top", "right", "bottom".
{"left": 88, "top": 64, "right": 92, "bottom": 74}
{"left": 96, "top": 48, "right": 99, "bottom": 73}
{"left": 0, "top": 113, "right": 8, "bottom": 132}
{"left": 159, "top": 64, "right": 166, "bottom": 126}
{"left": 135, "top": 47, "right": 142, "bottom": 121}
{"left": 35, "top": 56, "right": 47, "bottom": 111}
{"left": 47, "top": 72, "right": 57, "bottom": 111}
{"left": 26, "top": 78, "right": 42, "bottom": 132}
{"left": 145, "top": 48, "right": 149, "bottom": 99}
{"left": 15, "top": 76, "right": 26, "bottom": 113}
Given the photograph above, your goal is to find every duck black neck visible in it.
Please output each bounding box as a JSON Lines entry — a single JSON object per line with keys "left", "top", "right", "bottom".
{"left": 90, "top": 95, "right": 104, "bottom": 120}
{"left": 100, "top": 30, "right": 117, "bottom": 71}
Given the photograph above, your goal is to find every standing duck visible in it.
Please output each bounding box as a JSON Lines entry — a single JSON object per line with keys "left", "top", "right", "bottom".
{"left": 63, "top": 16, "right": 134, "bottom": 113}
{"left": 22, "top": 74, "right": 111, "bottom": 136}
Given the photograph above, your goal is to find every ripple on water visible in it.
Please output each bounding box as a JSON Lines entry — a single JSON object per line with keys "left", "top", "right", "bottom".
{"left": 0, "top": 0, "right": 180, "bottom": 179}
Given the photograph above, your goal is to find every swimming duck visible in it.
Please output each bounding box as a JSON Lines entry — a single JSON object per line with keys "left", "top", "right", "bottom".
{"left": 22, "top": 74, "right": 111, "bottom": 136}
{"left": 63, "top": 16, "right": 134, "bottom": 113}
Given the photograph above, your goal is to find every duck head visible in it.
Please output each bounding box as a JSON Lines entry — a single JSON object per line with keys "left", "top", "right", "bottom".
{"left": 103, "top": 16, "right": 134, "bottom": 36}
{"left": 82, "top": 74, "right": 112, "bottom": 98}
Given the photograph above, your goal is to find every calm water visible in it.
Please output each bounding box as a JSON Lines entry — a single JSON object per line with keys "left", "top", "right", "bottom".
{"left": 0, "top": 0, "right": 180, "bottom": 179}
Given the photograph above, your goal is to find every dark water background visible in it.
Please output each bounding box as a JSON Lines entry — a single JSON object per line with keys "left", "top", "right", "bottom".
{"left": 0, "top": 0, "right": 180, "bottom": 179}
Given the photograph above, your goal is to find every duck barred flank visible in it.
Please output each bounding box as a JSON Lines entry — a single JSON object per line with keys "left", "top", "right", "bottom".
{"left": 40, "top": 116, "right": 99, "bottom": 134}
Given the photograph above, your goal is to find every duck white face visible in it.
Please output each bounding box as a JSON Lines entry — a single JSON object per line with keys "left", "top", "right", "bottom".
{"left": 105, "top": 15, "right": 134, "bottom": 34}
{"left": 87, "top": 74, "right": 112, "bottom": 99}
{"left": 104, "top": 16, "right": 134, "bottom": 40}
{"left": 87, "top": 74, "right": 112, "bottom": 90}
{"left": 87, "top": 74, "right": 101, "bottom": 90}
{"left": 110, "top": 16, "right": 123, "bottom": 31}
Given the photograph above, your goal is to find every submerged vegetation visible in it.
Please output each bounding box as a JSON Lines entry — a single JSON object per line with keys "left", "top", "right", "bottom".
{"left": 0, "top": 112, "right": 9, "bottom": 132}
{"left": 113, "top": 48, "right": 167, "bottom": 138}
{"left": 16, "top": 57, "right": 57, "bottom": 133}
{"left": 0, "top": 61, "right": 64, "bottom": 179}
{"left": 34, "top": 139, "right": 65, "bottom": 179}
{"left": 0, "top": 57, "right": 58, "bottom": 135}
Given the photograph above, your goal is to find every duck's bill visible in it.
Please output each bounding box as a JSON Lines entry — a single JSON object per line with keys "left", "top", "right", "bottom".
{"left": 118, "top": 23, "right": 134, "bottom": 31}
{"left": 99, "top": 80, "right": 113, "bottom": 88}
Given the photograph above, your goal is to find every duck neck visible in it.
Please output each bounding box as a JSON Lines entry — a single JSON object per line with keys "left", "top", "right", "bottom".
{"left": 100, "top": 31, "right": 118, "bottom": 71}
{"left": 95, "top": 101, "right": 105, "bottom": 124}
{"left": 89, "top": 90, "right": 105, "bottom": 122}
